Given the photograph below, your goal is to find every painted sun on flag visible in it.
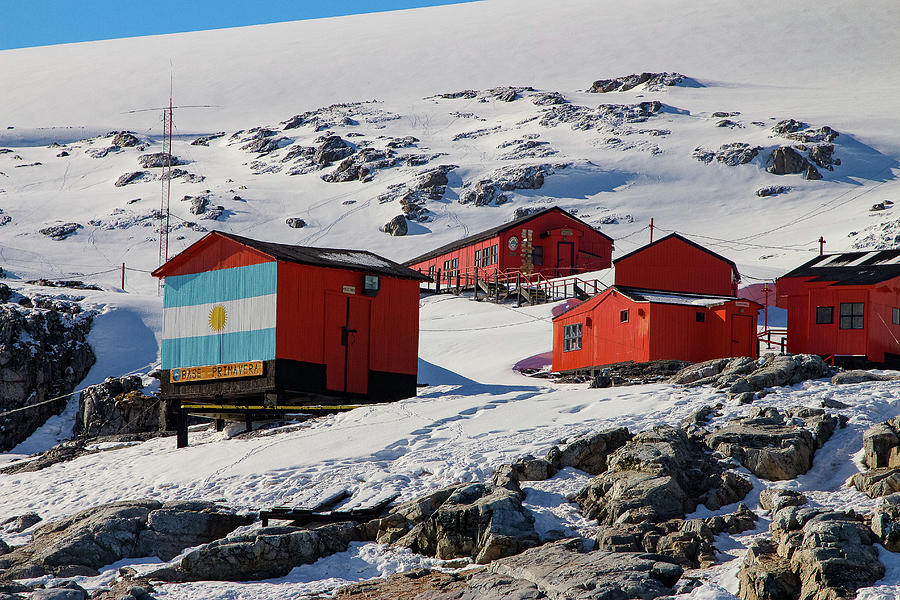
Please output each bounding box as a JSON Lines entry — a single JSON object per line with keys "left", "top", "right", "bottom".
{"left": 209, "top": 305, "right": 227, "bottom": 331}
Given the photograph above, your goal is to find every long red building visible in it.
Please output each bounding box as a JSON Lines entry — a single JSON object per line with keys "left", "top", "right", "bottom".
{"left": 552, "top": 233, "right": 761, "bottom": 372}
{"left": 776, "top": 250, "right": 900, "bottom": 365}
{"left": 404, "top": 207, "right": 613, "bottom": 283}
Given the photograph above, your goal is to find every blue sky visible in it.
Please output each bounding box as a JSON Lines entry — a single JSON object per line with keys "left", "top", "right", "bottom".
{"left": 0, "top": 1, "right": 477, "bottom": 51}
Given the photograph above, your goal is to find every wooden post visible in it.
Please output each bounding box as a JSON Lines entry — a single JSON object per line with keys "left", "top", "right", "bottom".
{"left": 516, "top": 271, "right": 522, "bottom": 307}
{"left": 215, "top": 418, "right": 225, "bottom": 432}
{"left": 650, "top": 218, "right": 654, "bottom": 243}
{"left": 121, "top": 263, "right": 126, "bottom": 290}
{"left": 176, "top": 407, "right": 188, "bottom": 448}
{"left": 456, "top": 272, "right": 461, "bottom": 294}
{"left": 245, "top": 412, "right": 253, "bottom": 433}
{"left": 436, "top": 268, "right": 442, "bottom": 294}
{"left": 474, "top": 268, "right": 479, "bottom": 300}
{"left": 494, "top": 271, "right": 499, "bottom": 303}
{"left": 819, "top": 236, "right": 826, "bottom": 256}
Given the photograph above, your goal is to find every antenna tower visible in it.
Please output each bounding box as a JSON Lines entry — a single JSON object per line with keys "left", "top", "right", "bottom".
{"left": 159, "top": 94, "right": 174, "bottom": 275}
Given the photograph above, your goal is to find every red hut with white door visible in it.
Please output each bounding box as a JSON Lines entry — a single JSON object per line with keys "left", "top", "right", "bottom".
{"left": 552, "top": 233, "right": 761, "bottom": 372}
{"left": 404, "top": 206, "right": 613, "bottom": 284}
{"left": 152, "top": 231, "right": 429, "bottom": 412}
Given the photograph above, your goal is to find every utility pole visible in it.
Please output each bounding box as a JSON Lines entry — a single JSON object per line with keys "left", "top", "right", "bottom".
{"left": 819, "top": 236, "right": 826, "bottom": 256}
{"left": 649, "top": 218, "right": 654, "bottom": 243}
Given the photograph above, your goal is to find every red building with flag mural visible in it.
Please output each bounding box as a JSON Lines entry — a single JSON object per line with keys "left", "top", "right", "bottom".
{"left": 152, "top": 231, "right": 429, "bottom": 444}
{"left": 552, "top": 233, "right": 761, "bottom": 372}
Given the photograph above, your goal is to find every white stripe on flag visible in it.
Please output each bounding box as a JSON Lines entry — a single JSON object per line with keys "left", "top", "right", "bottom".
{"left": 163, "top": 293, "right": 276, "bottom": 340}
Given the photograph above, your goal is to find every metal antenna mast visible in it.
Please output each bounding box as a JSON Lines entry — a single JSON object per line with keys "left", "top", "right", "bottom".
{"left": 159, "top": 78, "right": 174, "bottom": 277}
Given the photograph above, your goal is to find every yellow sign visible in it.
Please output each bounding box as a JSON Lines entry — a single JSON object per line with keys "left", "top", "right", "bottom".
{"left": 342, "top": 285, "right": 356, "bottom": 294}
{"left": 560, "top": 228, "right": 573, "bottom": 237}
{"left": 208, "top": 305, "right": 227, "bottom": 331}
{"left": 170, "top": 361, "right": 264, "bottom": 383}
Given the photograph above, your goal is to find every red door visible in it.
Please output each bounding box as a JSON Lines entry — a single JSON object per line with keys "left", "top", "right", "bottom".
{"left": 557, "top": 241, "right": 574, "bottom": 276}
{"left": 324, "top": 294, "right": 371, "bottom": 394}
{"left": 730, "top": 314, "right": 754, "bottom": 357}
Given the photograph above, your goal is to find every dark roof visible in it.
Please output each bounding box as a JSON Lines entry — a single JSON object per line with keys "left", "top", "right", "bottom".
{"left": 613, "top": 232, "right": 740, "bottom": 280}
{"left": 154, "top": 231, "right": 431, "bottom": 281}
{"left": 402, "top": 206, "right": 613, "bottom": 266}
{"left": 779, "top": 249, "right": 900, "bottom": 286}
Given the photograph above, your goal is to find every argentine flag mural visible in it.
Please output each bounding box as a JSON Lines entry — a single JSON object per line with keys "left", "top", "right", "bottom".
{"left": 161, "top": 262, "right": 277, "bottom": 369}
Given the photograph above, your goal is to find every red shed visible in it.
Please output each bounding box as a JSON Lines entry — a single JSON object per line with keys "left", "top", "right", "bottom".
{"left": 404, "top": 206, "right": 613, "bottom": 284}
{"left": 552, "top": 286, "right": 762, "bottom": 372}
{"left": 614, "top": 233, "right": 740, "bottom": 296}
{"left": 776, "top": 250, "right": 900, "bottom": 365}
{"left": 152, "top": 231, "right": 429, "bottom": 415}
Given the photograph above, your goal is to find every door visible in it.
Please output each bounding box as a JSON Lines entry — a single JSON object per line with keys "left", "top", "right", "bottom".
{"left": 324, "top": 294, "right": 371, "bottom": 394}
{"left": 730, "top": 315, "right": 754, "bottom": 357}
{"left": 557, "top": 241, "right": 575, "bottom": 276}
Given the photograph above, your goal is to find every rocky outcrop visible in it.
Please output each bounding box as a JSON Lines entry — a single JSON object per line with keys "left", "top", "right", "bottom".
{"left": 285, "top": 217, "right": 306, "bottom": 228}
{"left": 314, "top": 135, "right": 354, "bottom": 165}
{"left": 114, "top": 171, "right": 151, "bottom": 187}
{"left": 672, "top": 354, "right": 830, "bottom": 396}
{"left": 575, "top": 426, "right": 752, "bottom": 567}
{"left": 768, "top": 146, "right": 822, "bottom": 180}
{"left": 111, "top": 132, "right": 140, "bottom": 147}
{"left": 757, "top": 185, "right": 790, "bottom": 197}
{"left": 72, "top": 375, "right": 158, "bottom": 439}
{"left": 190, "top": 132, "right": 225, "bottom": 146}
{"left": 322, "top": 148, "right": 398, "bottom": 183}
{"left": 377, "top": 164, "right": 458, "bottom": 222}
{"left": 532, "top": 91, "right": 567, "bottom": 105}
{"left": 589, "top": 359, "right": 691, "bottom": 388}
{"left": 536, "top": 101, "right": 662, "bottom": 130}
{"left": 150, "top": 522, "right": 357, "bottom": 582}
{"left": 706, "top": 407, "right": 841, "bottom": 480}
{"left": 138, "top": 153, "right": 182, "bottom": 168}
{"left": 692, "top": 143, "right": 760, "bottom": 166}
{"left": 0, "top": 300, "right": 95, "bottom": 451}
{"left": 851, "top": 417, "right": 900, "bottom": 497}
{"left": 382, "top": 215, "right": 408, "bottom": 236}
{"left": 772, "top": 120, "right": 839, "bottom": 144}
{"left": 0, "top": 500, "right": 252, "bottom": 578}
{"left": 39, "top": 223, "right": 83, "bottom": 240}
{"left": 459, "top": 164, "right": 559, "bottom": 206}
{"left": 365, "top": 482, "right": 540, "bottom": 564}
{"left": 832, "top": 369, "right": 900, "bottom": 385}
{"left": 590, "top": 72, "right": 689, "bottom": 93}
{"left": 738, "top": 501, "right": 883, "bottom": 600}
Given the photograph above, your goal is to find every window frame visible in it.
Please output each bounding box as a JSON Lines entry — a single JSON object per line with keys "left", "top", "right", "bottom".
{"left": 532, "top": 245, "right": 543, "bottom": 266}
{"left": 893, "top": 307, "right": 900, "bottom": 326}
{"left": 474, "top": 249, "right": 481, "bottom": 267}
{"left": 696, "top": 311, "right": 705, "bottom": 323}
{"left": 563, "top": 323, "right": 582, "bottom": 352}
{"left": 491, "top": 244, "right": 498, "bottom": 265}
{"left": 620, "top": 309, "right": 629, "bottom": 323}
{"left": 815, "top": 306, "right": 834, "bottom": 325}
{"left": 839, "top": 302, "right": 864, "bottom": 330}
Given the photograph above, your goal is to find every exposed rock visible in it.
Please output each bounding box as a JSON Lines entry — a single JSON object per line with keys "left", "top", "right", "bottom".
{"left": 497, "top": 138, "right": 557, "bottom": 160}
{"left": 3, "top": 512, "right": 42, "bottom": 533}
{"left": 281, "top": 102, "right": 392, "bottom": 131}
{"left": 706, "top": 406, "right": 841, "bottom": 481}
{"left": 112, "top": 132, "right": 140, "bottom": 147}
{"left": 322, "top": 148, "right": 397, "bottom": 183}
{"left": 872, "top": 493, "right": 900, "bottom": 551}
{"left": 86, "top": 146, "right": 120, "bottom": 159}
{"left": 114, "top": 171, "right": 151, "bottom": 187}
{"left": 832, "top": 370, "right": 900, "bottom": 385}
{"left": 190, "top": 132, "right": 225, "bottom": 146}
{"left": 0, "top": 500, "right": 252, "bottom": 578}
{"left": 201, "top": 205, "right": 225, "bottom": 221}
{"left": 862, "top": 416, "right": 900, "bottom": 469}
{"left": 767, "top": 146, "right": 824, "bottom": 180}
{"left": 189, "top": 195, "right": 208, "bottom": 215}
{"left": 738, "top": 507, "right": 882, "bottom": 600}
{"left": 757, "top": 186, "right": 791, "bottom": 197}
{"left": 435, "top": 90, "right": 478, "bottom": 99}
{"left": 712, "top": 111, "right": 741, "bottom": 118}
{"left": 0, "top": 301, "right": 95, "bottom": 450}
{"left": 531, "top": 91, "right": 568, "bottom": 106}
{"left": 576, "top": 426, "right": 751, "bottom": 567}
{"left": 536, "top": 101, "right": 662, "bottom": 130}
{"left": 693, "top": 143, "right": 760, "bottom": 166}
{"left": 590, "top": 72, "right": 688, "bottom": 93}
{"left": 377, "top": 164, "right": 457, "bottom": 222}
{"left": 382, "top": 215, "right": 408, "bottom": 236}
{"left": 285, "top": 218, "right": 306, "bottom": 228}
{"left": 852, "top": 467, "right": 900, "bottom": 498}
{"left": 759, "top": 489, "right": 806, "bottom": 513}
{"left": 772, "top": 119, "right": 807, "bottom": 135}
{"left": 314, "top": 135, "right": 354, "bottom": 164}
{"left": 589, "top": 359, "right": 692, "bottom": 388}
{"left": 39, "top": 223, "right": 82, "bottom": 240}
{"left": 72, "top": 375, "right": 157, "bottom": 439}
{"left": 241, "top": 136, "right": 289, "bottom": 155}
{"left": 808, "top": 144, "right": 838, "bottom": 170}
{"left": 548, "top": 427, "right": 632, "bottom": 475}
{"left": 386, "top": 136, "right": 419, "bottom": 149}
{"left": 459, "top": 163, "right": 560, "bottom": 206}
{"left": 674, "top": 354, "right": 829, "bottom": 395}
{"left": 716, "top": 119, "right": 741, "bottom": 128}
{"left": 773, "top": 120, "right": 839, "bottom": 144}
{"left": 138, "top": 153, "right": 181, "bottom": 168}
{"left": 365, "top": 482, "right": 540, "bottom": 564}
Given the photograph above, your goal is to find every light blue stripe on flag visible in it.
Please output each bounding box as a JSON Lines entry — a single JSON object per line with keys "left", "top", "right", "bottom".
{"left": 162, "top": 327, "right": 276, "bottom": 369}
{"left": 163, "top": 262, "right": 277, "bottom": 308}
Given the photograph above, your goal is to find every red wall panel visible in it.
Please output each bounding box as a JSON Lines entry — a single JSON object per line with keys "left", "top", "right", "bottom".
{"left": 615, "top": 237, "right": 736, "bottom": 296}
{"left": 155, "top": 233, "right": 273, "bottom": 277}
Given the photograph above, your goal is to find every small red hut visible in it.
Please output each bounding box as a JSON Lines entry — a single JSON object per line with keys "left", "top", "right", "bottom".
{"left": 152, "top": 232, "right": 429, "bottom": 414}
{"left": 552, "top": 234, "right": 761, "bottom": 372}
{"left": 776, "top": 250, "right": 900, "bottom": 365}
{"left": 404, "top": 207, "right": 613, "bottom": 284}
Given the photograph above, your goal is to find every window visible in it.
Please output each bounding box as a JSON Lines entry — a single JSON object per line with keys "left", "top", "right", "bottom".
{"left": 474, "top": 249, "right": 481, "bottom": 267}
{"left": 563, "top": 323, "right": 582, "bottom": 351}
{"left": 839, "top": 302, "right": 864, "bottom": 330}
{"left": 452, "top": 258, "right": 459, "bottom": 277}
{"left": 620, "top": 309, "right": 629, "bottom": 323}
{"left": 481, "top": 247, "right": 489, "bottom": 267}
{"left": 696, "top": 311, "right": 705, "bottom": 323}
{"left": 491, "top": 244, "right": 498, "bottom": 265}
{"left": 894, "top": 307, "right": 900, "bottom": 326}
{"left": 816, "top": 306, "right": 834, "bottom": 325}
{"left": 532, "top": 246, "right": 543, "bottom": 266}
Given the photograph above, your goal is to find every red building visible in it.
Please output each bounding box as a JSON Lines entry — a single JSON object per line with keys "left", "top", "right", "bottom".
{"left": 404, "top": 207, "right": 613, "bottom": 283}
{"left": 552, "top": 234, "right": 761, "bottom": 372}
{"left": 776, "top": 250, "right": 900, "bottom": 365}
{"left": 152, "top": 231, "right": 429, "bottom": 410}
{"left": 614, "top": 233, "right": 740, "bottom": 296}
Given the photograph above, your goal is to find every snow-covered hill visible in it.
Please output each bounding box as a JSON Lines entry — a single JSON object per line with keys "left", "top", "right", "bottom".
{"left": 1, "top": 1, "right": 900, "bottom": 599}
